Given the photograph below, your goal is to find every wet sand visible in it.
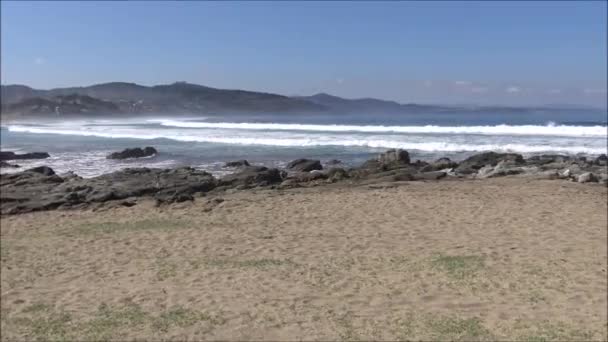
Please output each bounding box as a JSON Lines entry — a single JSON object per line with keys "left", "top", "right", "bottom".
{"left": 1, "top": 178, "right": 607, "bottom": 341}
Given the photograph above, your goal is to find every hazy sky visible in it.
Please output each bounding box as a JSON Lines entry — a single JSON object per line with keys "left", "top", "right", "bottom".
{"left": 1, "top": 1, "right": 606, "bottom": 107}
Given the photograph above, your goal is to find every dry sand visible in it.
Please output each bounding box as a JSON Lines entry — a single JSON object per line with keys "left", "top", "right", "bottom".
{"left": 1, "top": 178, "right": 607, "bottom": 341}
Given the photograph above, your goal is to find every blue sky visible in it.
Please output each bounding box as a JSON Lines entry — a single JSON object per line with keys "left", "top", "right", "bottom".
{"left": 1, "top": 1, "right": 606, "bottom": 107}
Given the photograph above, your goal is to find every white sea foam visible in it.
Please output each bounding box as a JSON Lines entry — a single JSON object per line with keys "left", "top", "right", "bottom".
{"left": 149, "top": 119, "right": 608, "bottom": 137}
{"left": 7, "top": 125, "right": 607, "bottom": 155}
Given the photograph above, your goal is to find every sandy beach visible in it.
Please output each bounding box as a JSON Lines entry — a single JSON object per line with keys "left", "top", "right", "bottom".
{"left": 1, "top": 177, "right": 606, "bottom": 341}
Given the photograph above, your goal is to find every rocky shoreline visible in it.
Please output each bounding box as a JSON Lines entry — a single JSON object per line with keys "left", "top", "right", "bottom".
{"left": 1, "top": 149, "right": 606, "bottom": 215}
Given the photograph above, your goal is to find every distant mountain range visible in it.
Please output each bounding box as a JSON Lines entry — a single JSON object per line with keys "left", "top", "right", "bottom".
{"left": 1, "top": 82, "right": 603, "bottom": 118}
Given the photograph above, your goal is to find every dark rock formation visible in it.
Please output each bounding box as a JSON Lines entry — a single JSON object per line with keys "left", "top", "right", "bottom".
{"left": 107, "top": 147, "right": 157, "bottom": 160}
{"left": 420, "top": 157, "right": 458, "bottom": 172}
{"left": 0, "top": 151, "right": 50, "bottom": 161}
{"left": 219, "top": 166, "right": 284, "bottom": 188}
{"left": 285, "top": 171, "right": 328, "bottom": 183}
{"left": 0, "top": 166, "right": 216, "bottom": 215}
{"left": 595, "top": 154, "right": 608, "bottom": 166}
{"left": 286, "top": 159, "right": 323, "bottom": 172}
{"left": 377, "top": 149, "right": 410, "bottom": 165}
{"left": 455, "top": 152, "right": 524, "bottom": 174}
{"left": 2, "top": 149, "right": 606, "bottom": 215}
{"left": 26, "top": 166, "right": 56, "bottom": 176}
{"left": 361, "top": 149, "right": 410, "bottom": 171}
{"left": 0, "top": 161, "right": 19, "bottom": 168}
{"left": 224, "top": 160, "right": 250, "bottom": 168}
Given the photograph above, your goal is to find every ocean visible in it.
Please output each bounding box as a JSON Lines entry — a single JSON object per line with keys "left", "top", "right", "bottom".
{"left": 1, "top": 110, "right": 607, "bottom": 178}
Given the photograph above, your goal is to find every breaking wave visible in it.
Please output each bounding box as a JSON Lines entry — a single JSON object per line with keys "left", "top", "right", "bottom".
{"left": 7, "top": 124, "right": 607, "bottom": 155}
{"left": 149, "top": 119, "right": 608, "bottom": 137}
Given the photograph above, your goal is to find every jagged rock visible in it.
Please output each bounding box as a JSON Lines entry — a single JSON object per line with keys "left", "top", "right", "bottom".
{"left": 0, "top": 151, "right": 50, "bottom": 161}
{"left": 224, "top": 160, "right": 250, "bottom": 168}
{"left": 286, "top": 159, "right": 323, "bottom": 172}
{"left": 577, "top": 172, "right": 597, "bottom": 183}
{"left": 455, "top": 152, "right": 524, "bottom": 174}
{"left": 107, "top": 147, "right": 157, "bottom": 159}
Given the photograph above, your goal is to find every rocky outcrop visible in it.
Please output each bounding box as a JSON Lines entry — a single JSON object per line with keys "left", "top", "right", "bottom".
{"left": 286, "top": 159, "right": 322, "bottom": 172}
{"left": 0, "top": 151, "right": 50, "bottom": 161}
{"left": 224, "top": 160, "right": 250, "bottom": 168}
{"left": 360, "top": 149, "right": 411, "bottom": 171}
{"left": 2, "top": 149, "right": 606, "bottom": 215}
{"left": 455, "top": 152, "right": 524, "bottom": 174}
{"left": 107, "top": 147, "right": 157, "bottom": 160}
{"left": 0, "top": 166, "right": 216, "bottom": 214}
{"left": 219, "top": 166, "right": 284, "bottom": 188}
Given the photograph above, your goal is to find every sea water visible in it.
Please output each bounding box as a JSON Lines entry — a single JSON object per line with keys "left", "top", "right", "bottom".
{"left": 1, "top": 110, "right": 606, "bottom": 177}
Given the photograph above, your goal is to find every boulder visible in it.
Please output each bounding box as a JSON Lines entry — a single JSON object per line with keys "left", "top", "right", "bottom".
{"left": 106, "top": 147, "right": 157, "bottom": 160}
{"left": 224, "top": 160, "right": 250, "bottom": 168}
{"left": 455, "top": 152, "right": 524, "bottom": 174}
{"left": 577, "top": 172, "right": 598, "bottom": 183}
{"left": 286, "top": 159, "right": 322, "bottom": 172}
{"left": 0, "top": 151, "right": 50, "bottom": 161}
